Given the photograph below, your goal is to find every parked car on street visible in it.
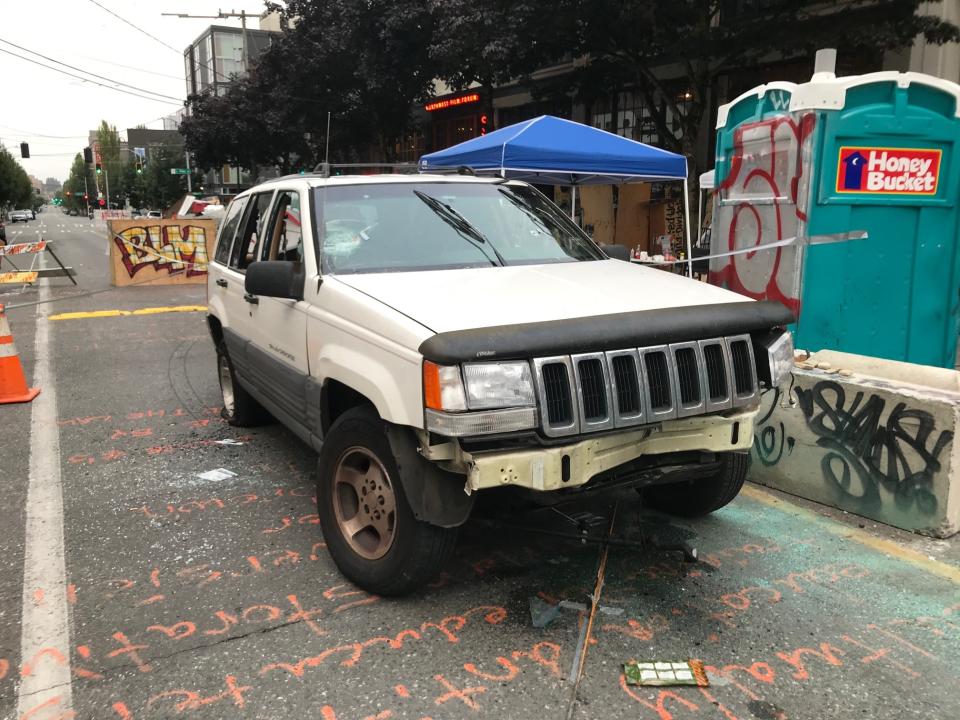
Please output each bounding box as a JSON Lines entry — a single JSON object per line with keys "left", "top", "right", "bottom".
{"left": 9, "top": 209, "right": 32, "bottom": 223}
{"left": 0, "top": 219, "right": 5, "bottom": 244}
{"left": 146, "top": 210, "right": 162, "bottom": 219}
{"left": 206, "top": 174, "right": 794, "bottom": 595}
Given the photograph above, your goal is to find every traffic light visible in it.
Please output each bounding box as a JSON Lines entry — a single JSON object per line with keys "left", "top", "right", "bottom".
{"left": 95, "top": 162, "right": 102, "bottom": 175}
{"left": 83, "top": 147, "right": 93, "bottom": 164}
{"left": 83, "top": 193, "right": 89, "bottom": 201}
{"left": 20, "top": 143, "right": 29, "bottom": 158}
{"left": 98, "top": 198, "right": 105, "bottom": 207}
{"left": 65, "top": 191, "right": 72, "bottom": 197}
{"left": 136, "top": 159, "right": 143, "bottom": 175}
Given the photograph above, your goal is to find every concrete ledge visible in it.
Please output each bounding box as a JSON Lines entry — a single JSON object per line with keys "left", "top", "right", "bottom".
{"left": 749, "top": 350, "right": 960, "bottom": 538}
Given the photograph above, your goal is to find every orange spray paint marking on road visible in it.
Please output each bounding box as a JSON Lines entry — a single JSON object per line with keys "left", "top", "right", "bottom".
{"left": 106, "top": 632, "right": 152, "bottom": 673}
{"left": 33, "top": 589, "right": 44, "bottom": 606}
{"left": 66, "top": 585, "right": 77, "bottom": 605}
{"left": 18, "top": 694, "right": 76, "bottom": 720}
{"left": 432, "top": 674, "right": 485, "bottom": 710}
{"left": 394, "top": 685, "right": 411, "bottom": 698}
{"left": 111, "top": 702, "right": 133, "bottom": 719}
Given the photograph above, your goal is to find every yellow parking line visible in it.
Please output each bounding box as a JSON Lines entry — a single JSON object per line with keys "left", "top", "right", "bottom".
{"left": 741, "top": 484, "right": 960, "bottom": 584}
{"left": 49, "top": 305, "right": 207, "bottom": 321}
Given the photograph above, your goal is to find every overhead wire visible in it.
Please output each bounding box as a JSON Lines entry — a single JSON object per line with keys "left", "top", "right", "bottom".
{"left": 0, "top": 47, "right": 182, "bottom": 106}
{"left": 0, "top": 37, "right": 182, "bottom": 102}
{"left": 86, "top": 0, "right": 183, "bottom": 54}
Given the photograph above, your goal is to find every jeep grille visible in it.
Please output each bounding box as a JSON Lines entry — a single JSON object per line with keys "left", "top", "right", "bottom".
{"left": 532, "top": 335, "right": 758, "bottom": 437}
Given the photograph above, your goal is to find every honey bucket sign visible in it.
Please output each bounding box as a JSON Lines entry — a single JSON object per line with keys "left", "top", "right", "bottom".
{"left": 836, "top": 146, "right": 941, "bottom": 195}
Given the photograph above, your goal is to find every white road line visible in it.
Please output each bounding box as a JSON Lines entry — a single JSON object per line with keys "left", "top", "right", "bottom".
{"left": 17, "top": 251, "right": 73, "bottom": 718}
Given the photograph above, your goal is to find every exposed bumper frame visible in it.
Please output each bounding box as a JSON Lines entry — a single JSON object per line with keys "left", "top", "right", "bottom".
{"left": 461, "top": 408, "right": 757, "bottom": 492}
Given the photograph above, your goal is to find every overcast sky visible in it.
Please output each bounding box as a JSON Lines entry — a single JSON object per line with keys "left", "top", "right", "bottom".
{"left": 1, "top": 0, "right": 265, "bottom": 182}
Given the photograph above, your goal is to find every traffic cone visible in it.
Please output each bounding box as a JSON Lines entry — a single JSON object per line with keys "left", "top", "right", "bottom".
{"left": 0, "top": 304, "right": 40, "bottom": 404}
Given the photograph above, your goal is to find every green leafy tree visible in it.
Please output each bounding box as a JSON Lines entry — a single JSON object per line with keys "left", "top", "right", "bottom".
{"left": 566, "top": 0, "right": 960, "bottom": 177}
{"left": 95, "top": 120, "right": 129, "bottom": 208}
{"left": 0, "top": 145, "right": 34, "bottom": 211}
{"left": 62, "top": 153, "right": 95, "bottom": 212}
{"left": 183, "top": 0, "right": 438, "bottom": 172}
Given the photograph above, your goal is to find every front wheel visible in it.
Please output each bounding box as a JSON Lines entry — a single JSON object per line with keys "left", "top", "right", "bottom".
{"left": 643, "top": 452, "right": 749, "bottom": 517}
{"left": 216, "top": 341, "right": 266, "bottom": 426}
{"left": 316, "top": 406, "right": 456, "bottom": 596}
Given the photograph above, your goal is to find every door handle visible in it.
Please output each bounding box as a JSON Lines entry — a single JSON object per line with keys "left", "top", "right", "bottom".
{"left": 243, "top": 293, "right": 259, "bottom": 305}
{"left": 215, "top": 279, "right": 228, "bottom": 288}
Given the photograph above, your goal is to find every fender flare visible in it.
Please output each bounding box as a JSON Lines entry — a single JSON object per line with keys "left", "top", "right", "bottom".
{"left": 385, "top": 423, "right": 474, "bottom": 528}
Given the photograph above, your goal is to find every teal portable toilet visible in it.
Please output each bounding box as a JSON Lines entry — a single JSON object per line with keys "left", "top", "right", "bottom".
{"left": 709, "top": 51, "right": 960, "bottom": 368}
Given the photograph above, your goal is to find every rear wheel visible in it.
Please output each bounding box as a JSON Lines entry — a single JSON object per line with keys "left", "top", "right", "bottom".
{"left": 316, "top": 406, "right": 456, "bottom": 595}
{"left": 643, "top": 452, "right": 749, "bottom": 517}
{"left": 216, "top": 341, "right": 265, "bottom": 426}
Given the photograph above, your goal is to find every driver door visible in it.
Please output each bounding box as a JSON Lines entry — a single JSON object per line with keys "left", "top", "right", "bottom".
{"left": 242, "top": 188, "right": 310, "bottom": 433}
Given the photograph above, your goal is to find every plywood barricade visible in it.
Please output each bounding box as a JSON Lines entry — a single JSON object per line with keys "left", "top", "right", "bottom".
{"left": 108, "top": 219, "right": 216, "bottom": 288}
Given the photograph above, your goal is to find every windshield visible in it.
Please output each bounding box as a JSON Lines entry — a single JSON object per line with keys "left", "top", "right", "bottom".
{"left": 314, "top": 181, "right": 604, "bottom": 274}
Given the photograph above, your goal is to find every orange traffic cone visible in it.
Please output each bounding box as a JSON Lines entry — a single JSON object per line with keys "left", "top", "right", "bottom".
{"left": 0, "top": 304, "right": 40, "bottom": 404}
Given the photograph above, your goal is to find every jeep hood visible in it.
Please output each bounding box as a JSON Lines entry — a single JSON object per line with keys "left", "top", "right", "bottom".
{"left": 332, "top": 259, "right": 755, "bottom": 334}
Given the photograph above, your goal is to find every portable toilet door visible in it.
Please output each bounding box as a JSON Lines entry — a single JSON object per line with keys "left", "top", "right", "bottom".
{"left": 795, "top": 70, "right": 960, "bottom": 368}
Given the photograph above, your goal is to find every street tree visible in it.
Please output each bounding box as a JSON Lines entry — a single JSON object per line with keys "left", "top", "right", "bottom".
{"left": 183, "top": 0, "right": 438, "bottom": 172}
{"left": 0, "top": 146, "right": 34, "bottom": 211}
{"left": 96, "top": 120, "right": 129, "bottom": 208}
{"left": 566, "top": 0, "right": 960, "bottom": 177}
{"left": 428, "top": 0, "right": 559, "bottom": 122}
{"left": 62, "top": 152, "right": 94, "bottom": 212}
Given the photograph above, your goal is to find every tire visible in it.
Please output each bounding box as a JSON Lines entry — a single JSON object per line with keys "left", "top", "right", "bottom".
{"left": 216, "top": 340, "right": 266, "bottom": 426}
{"left": 643, "top": 452, "right": 749, "bottom": 517}
{"left": 316, "top": 406, "right": 456, "bottom": 596}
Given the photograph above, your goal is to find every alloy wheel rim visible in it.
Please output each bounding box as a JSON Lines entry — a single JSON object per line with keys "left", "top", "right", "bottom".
{"left": 218, "top": 354, "right": 235, "bottom": 416}
{"left": 332, "top": 446, "right": 397, "bottom": 560}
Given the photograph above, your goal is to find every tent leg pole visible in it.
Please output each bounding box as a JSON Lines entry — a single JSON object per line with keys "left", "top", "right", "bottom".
{"left": 571, "top": 185, "right": 577, "bottom": 223}
{"left": 683, "top": 178, "right": 693, "bottom": 278}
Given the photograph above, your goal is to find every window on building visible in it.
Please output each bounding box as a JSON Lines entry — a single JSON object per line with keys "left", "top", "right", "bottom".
{"left": 214, "top": 32, "right": 245, "bottom": 80}
{"left": 590, "top": 90, "right": 691, "bottom": 146}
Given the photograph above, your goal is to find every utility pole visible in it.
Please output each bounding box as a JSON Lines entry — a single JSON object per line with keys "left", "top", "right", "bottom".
{"left": 161, "top": 8, "right": 255, "bottom": 79}
{"left": 185, "top": 151, "right": 193, "bottom": 193}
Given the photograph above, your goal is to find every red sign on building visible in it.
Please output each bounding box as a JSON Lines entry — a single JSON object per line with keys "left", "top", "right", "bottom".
{"left": 836, "top": 146, "right": 941, "bottom": 195}
{"left": 424, "top": 93, "right": 480, "bottom": 112}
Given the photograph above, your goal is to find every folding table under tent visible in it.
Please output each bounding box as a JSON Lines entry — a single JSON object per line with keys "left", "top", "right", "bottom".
{"left": 418, "top": 115, "right": 694, "bottom": 273}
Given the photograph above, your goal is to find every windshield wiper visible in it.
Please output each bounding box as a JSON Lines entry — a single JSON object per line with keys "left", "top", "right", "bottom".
{"left": 414, "top": 190, "right": 506, "bottom": 267}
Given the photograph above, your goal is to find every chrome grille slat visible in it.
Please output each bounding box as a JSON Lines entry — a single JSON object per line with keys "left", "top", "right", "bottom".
{"left": 535, "top": 334, "right": 760, "bottom": 436}
{"left": 572, "top": 352, "right": 614, "bottom": 432}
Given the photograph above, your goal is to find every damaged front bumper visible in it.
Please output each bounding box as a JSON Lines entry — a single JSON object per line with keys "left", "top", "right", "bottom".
{"left": 458, "top": 408, "right": 757, "bottom": 492}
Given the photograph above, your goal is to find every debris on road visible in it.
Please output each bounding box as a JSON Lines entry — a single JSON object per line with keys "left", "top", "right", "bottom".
{"left": 196, "top": 467, "right": 238, "bottom": 481}
{"left": 529, "top": 596, "right": 562, "bottom": 628}
{"left": 214, "top": 438, "right": 245, "bottom": 446}
{"left": 623, "top": 659, "right": 709, "bottom": 687}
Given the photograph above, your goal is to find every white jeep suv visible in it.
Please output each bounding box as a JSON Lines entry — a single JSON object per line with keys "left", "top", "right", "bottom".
{"left": 207, "top": 173, "right": 794, "bottom": 595}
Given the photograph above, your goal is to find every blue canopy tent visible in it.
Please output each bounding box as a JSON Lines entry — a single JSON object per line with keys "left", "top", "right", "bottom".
{"left": 419, "top": 115, "right": 693, "bottom": 272}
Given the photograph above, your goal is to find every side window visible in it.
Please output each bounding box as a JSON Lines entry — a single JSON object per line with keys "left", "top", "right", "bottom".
{"left": 229, "top": 191, "right": 274, "bottom": 272}
{"left": 213, "top": 197, "right": 248, "bottom": 264}
{"left": 260, "top": 191, "right": 303, "bottom": 263}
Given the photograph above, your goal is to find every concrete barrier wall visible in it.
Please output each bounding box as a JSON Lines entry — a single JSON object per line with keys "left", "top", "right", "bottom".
{"left": 749, "top": 350, "right": 960, "bottom": 538}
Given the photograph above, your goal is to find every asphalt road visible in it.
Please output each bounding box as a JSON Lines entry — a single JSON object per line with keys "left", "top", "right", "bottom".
{"left": 1, "top": 210, "right": 959, "bottom": 720}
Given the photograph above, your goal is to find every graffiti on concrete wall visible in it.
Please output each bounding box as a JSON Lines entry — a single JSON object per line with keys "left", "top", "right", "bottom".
{"left": 710, "top": 112, "right": 817, "bottom": 315}
{"left": 113, "top": 225, "right": 209, "bottom": 278}
{"left": 797, "top": 380, "right": 952, "bottom": 516}
{"left": 754, "top": 379, "right": 953, "bottom": 517}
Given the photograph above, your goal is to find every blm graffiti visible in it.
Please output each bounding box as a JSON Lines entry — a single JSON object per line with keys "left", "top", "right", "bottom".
{"left": 114, "top": 225, "right": 209, "bottom": 278}
{"left": 108, "top": 219, "right": 216, "bottom": 287}
{"left": 754, "top": 379, "right": 953, "bottom": 517}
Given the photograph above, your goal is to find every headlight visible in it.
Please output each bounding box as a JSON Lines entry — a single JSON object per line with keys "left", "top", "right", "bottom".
{"left": 462, "top": 361, "right": 535, "bottom": 409}
{"left": 764, "top": 330, "right": 794, "bottom": 388}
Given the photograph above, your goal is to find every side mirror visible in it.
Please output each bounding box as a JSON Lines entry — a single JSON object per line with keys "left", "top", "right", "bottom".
{"left": 245, "top": 261, "right": 304, "bottom": 301}
{"left": 602, "top": 243, "right": 631, "bottom": 262}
